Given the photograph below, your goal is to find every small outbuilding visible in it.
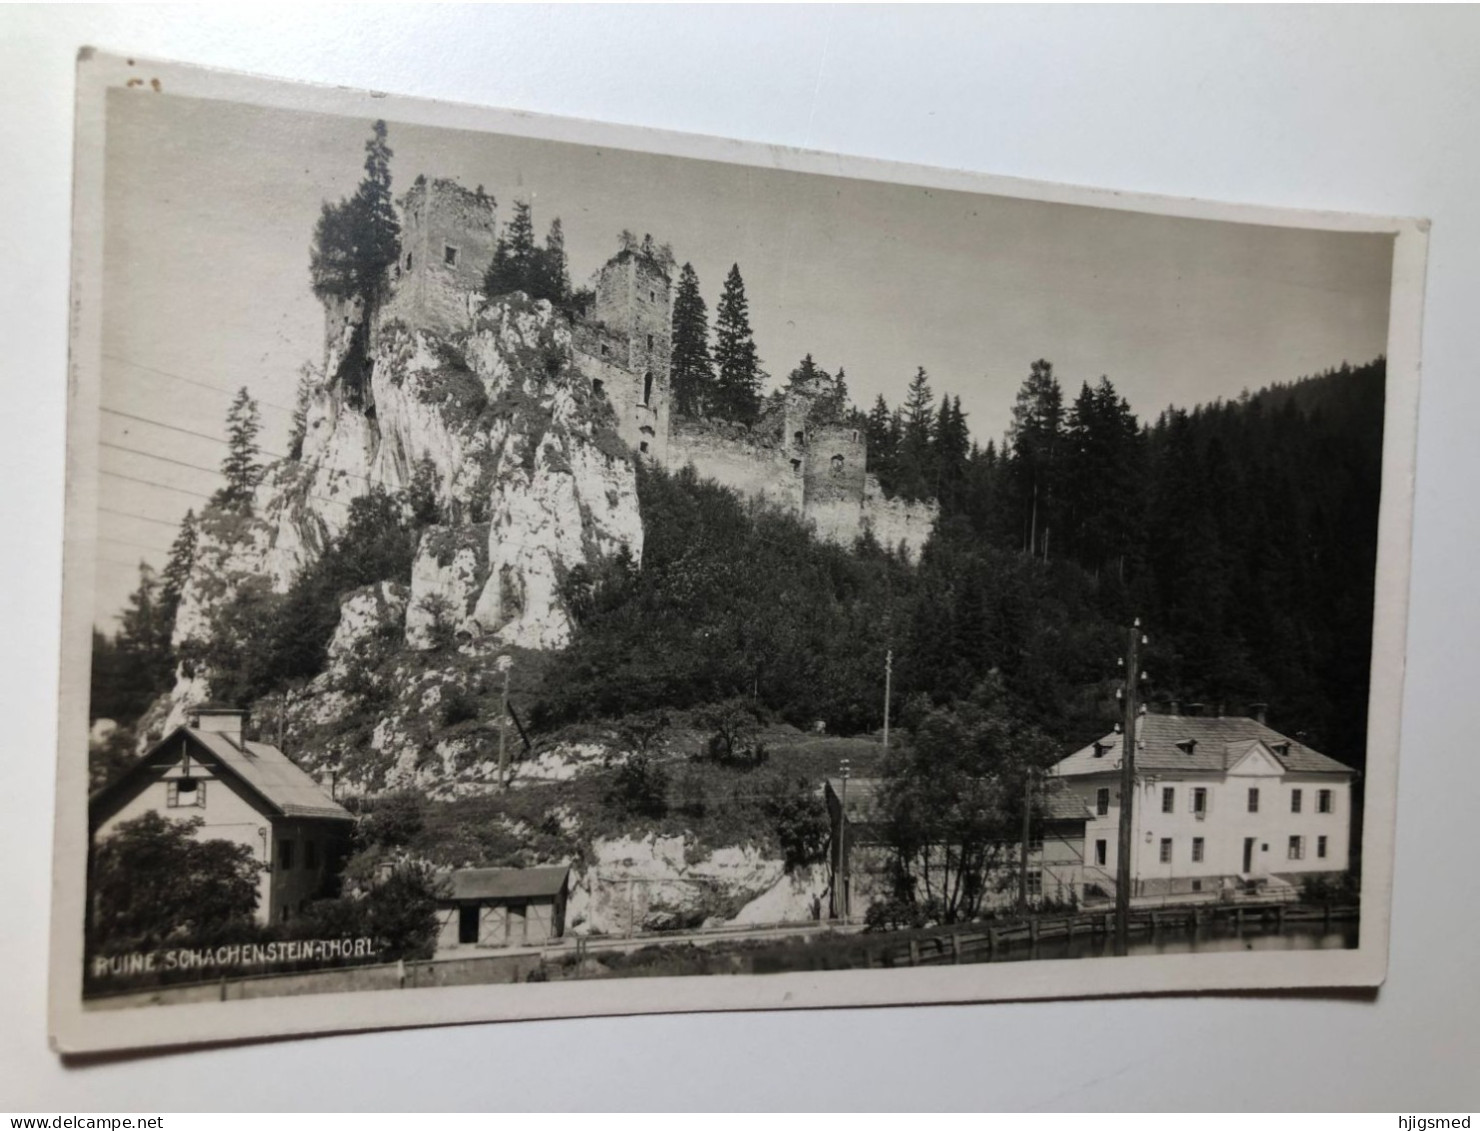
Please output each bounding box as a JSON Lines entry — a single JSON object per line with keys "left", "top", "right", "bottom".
{"left": 436, "top": 865, "right": 571, "bottom": 951}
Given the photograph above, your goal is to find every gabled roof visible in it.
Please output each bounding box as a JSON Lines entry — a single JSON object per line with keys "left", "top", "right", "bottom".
{"left": 91, "top": 725, "right": 352, "bottom": 826}
{"left": 446, "top": 865, "right": 571, "bottom": 902}
{"left": 1051, "top": 713, "right": 1353, "bottom": 778}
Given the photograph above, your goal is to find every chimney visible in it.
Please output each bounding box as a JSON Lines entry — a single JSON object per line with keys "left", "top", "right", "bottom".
{"left": 1187, "top": 702, "right": 1205, "bottom": 717}
{"left": 1168, "top": 699, "right": 1181, "bottom": 716}
{"left": 1249, "top": 702, "right": 1268, "bottom": 725}
{"left": 188, "top": 707, "right": 248, "bottom": 747}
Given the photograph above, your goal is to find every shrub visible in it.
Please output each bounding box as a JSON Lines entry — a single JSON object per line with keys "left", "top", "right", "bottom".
{"left": 607, "top": 753, "right": 669, "bottom": 819}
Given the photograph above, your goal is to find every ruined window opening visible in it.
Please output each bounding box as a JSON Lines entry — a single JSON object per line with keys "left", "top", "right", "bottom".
{"left": 793, "top": 431, "right": 805, "bottom": 447}
{"left": 643, "top": 372, "right": 653, "bottom": 406}
{"left": 790, "top": 458, "right": 803, "bottom": 475}
{"left": 649, "top": 290, "right": 656, "bottom": 302}
{"left": 851, "top": 429, "right": 859, "bottom": 443}
{"left": 600, "top": 343, "right": 609, "bottom": 357}
{"left": 405, "top": 252, "right": 413, "bottom": 270}
{"left": 444, "top": 245, "right": 459, "bottom": 266}
{"left": 592, "top": 378, "right": 604, "bottom": 397}
{"left": 647, "top": 333, "right": 654, "bottom": 350}
{"left": 640, "top": 441, "right": 650, "bottom": 454}
{"left": 830, "top": 453, "right": 845, "bottom": 475}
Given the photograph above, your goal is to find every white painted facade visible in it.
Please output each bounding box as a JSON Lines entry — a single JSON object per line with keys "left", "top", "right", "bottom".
{"left": 1053, "top": 725, "right": 1353, "bottom": 900}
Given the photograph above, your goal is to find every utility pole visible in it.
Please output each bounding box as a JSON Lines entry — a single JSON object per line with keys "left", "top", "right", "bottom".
{"left": 1019, "top": 765, "right": 1034, "bottom": 913}
{"left": 497, "top": 657, "right": 512, "bottom": 789}
{"left": 839, "top": 757, "right": 851, "bottom": 922}
{"left": 1114, "top": 617, "right": 1146, "bottom": 956}
{"left": 882, "top": 650, "right": 893, "bottom": 752}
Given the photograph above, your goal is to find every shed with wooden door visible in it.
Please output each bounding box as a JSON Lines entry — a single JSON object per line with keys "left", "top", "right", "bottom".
{"left": 436, "top": 865, "right": 571, "bottom": 951}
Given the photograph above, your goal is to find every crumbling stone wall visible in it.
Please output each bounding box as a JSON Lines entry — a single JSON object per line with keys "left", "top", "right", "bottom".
{"left": 383, "top": 178, "right": 498, "bottom": 337}
{"left": 668, "top": 418, "right": 806, "bottom": 513}
{"left": 860, "top": 474, "right": 938, "bottom": 560}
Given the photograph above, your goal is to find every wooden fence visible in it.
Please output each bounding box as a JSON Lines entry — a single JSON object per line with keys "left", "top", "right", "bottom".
{"left": 872, "top": 900, "right": 1360, "bottom": 968}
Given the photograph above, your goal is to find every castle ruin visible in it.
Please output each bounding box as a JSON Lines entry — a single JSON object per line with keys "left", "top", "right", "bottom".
{"left": 343, "top": 176, "right": 937, "bottom": 557}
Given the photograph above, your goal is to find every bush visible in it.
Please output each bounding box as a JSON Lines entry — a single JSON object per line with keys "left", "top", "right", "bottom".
{"left": 89, "top": 813, "right": 266, "bottom": 952}
{"left": 358, "top": 791, "right": 426, "bottom": 850}
{"left": 607, "top": 753, "right": 669, "bottom": 819}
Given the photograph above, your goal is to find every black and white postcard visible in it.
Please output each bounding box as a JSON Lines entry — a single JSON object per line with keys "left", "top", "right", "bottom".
{"left": 50, "top": 51, "right": 1426, "bottom": 1053}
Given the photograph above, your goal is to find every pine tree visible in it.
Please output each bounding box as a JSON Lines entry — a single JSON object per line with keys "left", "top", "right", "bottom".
{"left": 669, "top": 262, "right": 714, "bottom": 417}
{"left": 539, "top": 217, "right": 571, "bottom": 304}
{"left": 934, "top": 395, "right": 971, "bottom": 509}
{"left": 865, "top": 394, "right": 897, "bottom": 491}
{"left": 216, "top": 388, "right": 262, "bottom": 511}
{"left": 712, "top": 264, "right": 762, "bottom": 424}
{"left": 309, "top": 120, "right": 401, "bottom": 307}
{"left": 1008, "top": 359, "right": 1064, "bottom": 557}
{"left": 159, "top": 509, "right": 198, "bottom": 634}
{"left": 895, "top": 367, "right": 936, "bottom": 501}
{"left": 287, "top": 364, "right": 318, "bottom": 461}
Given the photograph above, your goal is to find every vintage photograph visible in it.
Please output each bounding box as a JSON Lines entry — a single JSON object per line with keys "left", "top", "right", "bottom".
{"left": 51, "top": 52, "right": 1424, "bottom": 1052}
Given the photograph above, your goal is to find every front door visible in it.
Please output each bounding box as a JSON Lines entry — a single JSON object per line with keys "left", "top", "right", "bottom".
{"left": 458, "top": 904, "right": 479, "bottom": 945}
{"left": 1242, "top": 837, "right": 1255, "bottom": 873}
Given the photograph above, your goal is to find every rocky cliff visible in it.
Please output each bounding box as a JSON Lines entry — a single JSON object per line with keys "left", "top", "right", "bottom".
{"left": 156, "top": 294, "right": 643, "bottom": 739}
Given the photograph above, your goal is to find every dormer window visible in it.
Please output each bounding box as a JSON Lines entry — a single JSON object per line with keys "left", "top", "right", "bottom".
{"left": 1176, "top": 738, "right": 1198, "bottom": 755}
{"left": 1092, "top": 742, "right": 1107, "bottom": 759}
{"left": 1272, "top": 741, "right": 1291, "bottom": 757}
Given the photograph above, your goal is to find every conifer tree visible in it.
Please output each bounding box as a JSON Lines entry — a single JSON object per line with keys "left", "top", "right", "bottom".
{"left": 669, "top": 262, "right": 714, "bottom": 417}
{"left": 216, "top": 388, "right": 262, "bottom": 511}
{"left": 934, "top": 394, "right": 971, "bottom": 508}
{"left": 895, "top": 367, "right": 937, "bottom": 500}
{"left": 309, "top": 120, "right": 401, "bottom": 307}
{"left": 865, "top": 394, "right": 897, "bottom": 490}
{"left": 712, "top": 264, "right": 762, "bottom": 424}
{"left": 1008, "top": 360, "right": 1064, "bottom": 558}
{"left": 159, "top": 509, "right": 198, "bottom": 633}
{"left": 540, "top": 218, "right": 571, "bottom": 304}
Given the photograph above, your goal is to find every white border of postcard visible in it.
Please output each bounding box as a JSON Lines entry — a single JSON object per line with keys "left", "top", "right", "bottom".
{"left": 50, "top": 49, "right": 1427, "bottom": 1055}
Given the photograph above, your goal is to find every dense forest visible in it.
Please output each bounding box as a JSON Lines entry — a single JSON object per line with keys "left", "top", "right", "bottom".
{"left": 536, "top": 357, "right": 1384, "bottom": 770}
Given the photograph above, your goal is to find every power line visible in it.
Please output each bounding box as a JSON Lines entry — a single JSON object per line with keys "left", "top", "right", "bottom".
{"left": 100, "top": 469, "right": 214, "bottom": 502}
{"left": 100, "top": 440, "right": 223, "bottom": 479}
{"left": 102, "top": 353, "right": 298, "bottom": 416}
{"left": 98, "top": 506, "right": 184, "bottom": 530}
{"left": 97, "top": 534, "right": 171, "bottom": 555}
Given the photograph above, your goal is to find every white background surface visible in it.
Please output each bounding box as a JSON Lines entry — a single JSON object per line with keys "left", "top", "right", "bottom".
{"left": 2, "top": 5, "right": 1478, "bottom": 1112}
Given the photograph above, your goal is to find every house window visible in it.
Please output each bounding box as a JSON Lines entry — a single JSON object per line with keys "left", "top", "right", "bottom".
{"left": 1192, "top": 787, "right": 1207, "bottom": 816}
{"left": 167, "top": 779, "right": 206, "bottom": 808}
{"left": 1191, "top": 879, "right": 1203, "bottom": 892}
{"left": 1192, "top": 836, "right": 1205, "bottom": 863}
{"left": 1094, "top": 839, "right": 1107, "bottom": 867}
{"left": 1162, "top": 787, "right": 1175, "bottom": 814}
{"left": 444, "top": 245, "right": 459, "bottom": 266}
{"left": 305, "top": 840, "right": 319, "bottom": 870}
{"left": 1159, "top": 838, "right": 1173, "bottom": 864}
{"left": 278, "top": 840, "right": 295, "bottom": 871}
{"left": 1288, "top": 835, "right": 1304, "bottom": 861}
{"left": 1026, "top": 871, "right": 1042, "bottom": 898}
{"left": 1317, "top": 835, "right": 1328, "bottom": 859}
{"left": 1291, "top": 789, "right": 1303, "bottom": 813}
{"left": 1318, "top": 789, "right": 1334, "bottom": 814}
{"left": 1096, "top": 788, "right": 1110, "bottom": 816}
{"left": 1248, "top": 788, "right": 1260, "bottom": 813}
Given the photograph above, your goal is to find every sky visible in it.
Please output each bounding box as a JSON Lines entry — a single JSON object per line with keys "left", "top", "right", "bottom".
{"left": 95, "top": 89, "right": 1394, "bottom": 626}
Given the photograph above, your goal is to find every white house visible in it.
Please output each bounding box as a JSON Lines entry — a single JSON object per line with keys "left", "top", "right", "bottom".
{"left": 1049, "top": 709, "right": 1355, "bottom": 901}
{"left": 90, "top": 708, "right": 354, "bottom": 926}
